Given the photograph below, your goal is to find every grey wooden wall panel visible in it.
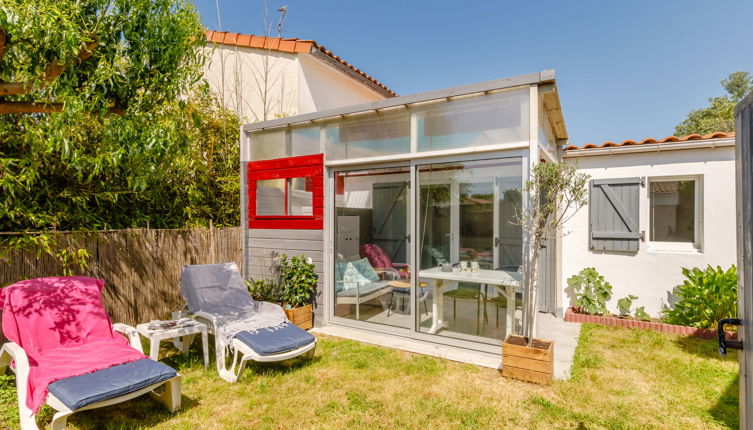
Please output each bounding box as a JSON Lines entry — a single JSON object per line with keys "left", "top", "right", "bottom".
{"left": 247, "top": 238, "right": 323, "bottom": 252}
{"left": 244, "top": 227, "right": 326, "bottom": 319}
{"left": 247, "top": 229, "right": 323, "bottom": 240}
{"left": 590, "top": 178, "right": 641, "bottom": 252}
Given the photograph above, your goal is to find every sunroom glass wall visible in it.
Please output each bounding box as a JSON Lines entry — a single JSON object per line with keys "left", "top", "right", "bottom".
{"left": 417, "top": 158, "right": 523, "bottom": 342}
{"left": 334, "top": 167, "right": 411, "bottom": 328}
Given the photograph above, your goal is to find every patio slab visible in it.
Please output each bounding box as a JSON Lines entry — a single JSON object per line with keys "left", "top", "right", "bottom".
{"left": 534, "top": 313, "right": 582, "bottom": 380}
{"left": 313, "top": 313, "right": 581, "bottom": 380}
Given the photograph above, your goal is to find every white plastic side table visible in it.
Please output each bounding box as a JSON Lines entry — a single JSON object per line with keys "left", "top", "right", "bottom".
{"left": 136, "top": 320, "right": 209, "bottom": 367}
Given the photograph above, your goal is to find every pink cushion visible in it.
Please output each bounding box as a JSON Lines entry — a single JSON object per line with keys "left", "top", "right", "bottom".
{"left": 359, "top": 244, "right": 410, "bottom": 279}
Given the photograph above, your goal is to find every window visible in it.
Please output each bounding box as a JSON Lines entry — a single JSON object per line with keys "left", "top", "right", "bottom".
{"left": 325, "top": 110, "right": 411, "bottom": 160}
{"left": 255, "top": 178, "right": 313, "bottom": 217}
{"left": 649, "top": 177, "right": 700, "bottom": 249}
{"left": 250, "top": 126, "right": 321, "bottom": 161}
{"left": 247, "top": 154, "right": 323, "bottom": 229}
{"left": 414, "top": 88, "right": 529, "bottom": 152}
{"left": 256, "top": 179, "right": 286, "bottom": 216}
{"left": 417, "top": 157, "right": 523, "bottom": 340}
{"left": 288, "top": 177, "right": 314, "bottom": 216}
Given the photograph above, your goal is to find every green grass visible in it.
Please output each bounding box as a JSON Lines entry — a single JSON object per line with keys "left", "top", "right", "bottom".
{"left": 0, "top": 324, "right": 740, "bottom": 429}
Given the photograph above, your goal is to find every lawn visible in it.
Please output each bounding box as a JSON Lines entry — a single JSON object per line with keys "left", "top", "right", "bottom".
{"left": 0, "top": 324, "right": 739, "bottom": 429}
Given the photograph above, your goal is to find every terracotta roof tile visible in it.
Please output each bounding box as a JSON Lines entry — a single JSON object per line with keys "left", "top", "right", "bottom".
{"left": 204, "top": 30, "right": 396, "bottom": 97}
{"left": 224, "top": 32, "right": 238, "bottom": 45}
{"left": 279, "top": 38, "right": 297, "bottom": 52}
{"left": 249, "top": 35, "right": 265, "bottom": 48}
{"left": 564, "top": 132, "right": 735, "bottom": 151}
{"left": 236, "top": 34, "right": 251, "bottom": 47}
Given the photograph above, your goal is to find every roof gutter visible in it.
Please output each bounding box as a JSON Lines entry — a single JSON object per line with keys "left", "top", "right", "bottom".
{"left": 562, "top": 137, "right": 735, "bottom": 158}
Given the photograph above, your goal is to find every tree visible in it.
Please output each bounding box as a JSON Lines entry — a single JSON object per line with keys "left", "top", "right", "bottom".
{"left": 520, "top": 162, "right": 589, "bottom": 345}
{"left": 0, "top": 1, "right": 242, "bottom": 273}
{"left": 675, "top": 71, "right": 753, "bottom": 136}
{"left": 0, "top": 0, "right": 207, "bottom": 231}
{"left": 166, "top": 85, "right": 241, "bottom": 227}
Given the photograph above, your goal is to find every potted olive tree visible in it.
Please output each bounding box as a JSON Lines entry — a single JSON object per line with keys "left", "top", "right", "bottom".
{"left": 279, "top": 254, "right": 318, "bottom": 330}
{"left": 501, "top": 162, "right": 589, "bottom": 385}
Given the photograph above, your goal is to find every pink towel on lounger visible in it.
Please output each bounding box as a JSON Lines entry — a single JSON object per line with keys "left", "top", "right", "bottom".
{"left": 0, "top": 276, "right": 146, "bottom": 412}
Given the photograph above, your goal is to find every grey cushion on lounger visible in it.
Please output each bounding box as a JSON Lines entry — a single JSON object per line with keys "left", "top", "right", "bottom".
{"left": 180, "top": 262, "right": 255, "bottom": 314}
{"left": 234, "top": 324, "right": 315, "bottom": 356}
{"left": 47, "top": 359, "right": 177, "bottom": 411}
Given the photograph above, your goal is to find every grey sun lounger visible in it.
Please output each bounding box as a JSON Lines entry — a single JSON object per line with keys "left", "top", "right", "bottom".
{"left": 179, "top": 263, "right": 316, "bottom": 383}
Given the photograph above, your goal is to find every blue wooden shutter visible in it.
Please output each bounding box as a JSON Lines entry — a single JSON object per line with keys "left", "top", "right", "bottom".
{"left": 590, "top": 178, "right": 643, "bottom": 252}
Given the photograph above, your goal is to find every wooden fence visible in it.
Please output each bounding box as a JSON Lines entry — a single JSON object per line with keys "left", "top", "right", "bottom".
{"left": 0, "top": 227, "right": 242, "bottom": 327}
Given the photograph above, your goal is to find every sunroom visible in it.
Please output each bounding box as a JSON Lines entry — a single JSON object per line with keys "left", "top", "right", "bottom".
{"left": 240, "top": 70, "right": 567, "bottom": 356}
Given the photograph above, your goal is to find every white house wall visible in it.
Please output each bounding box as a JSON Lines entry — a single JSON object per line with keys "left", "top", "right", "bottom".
{"left": 205, "top": 44, "right": 389, "bottom": 123}
{"left": 297, "top": 54, "right": 386, "bottom": 113}
{"left": 204, "top": 45, "right": 299, "bottom": 122}
{"left": 561, "top": 146, "right": 736, "bottom": 316}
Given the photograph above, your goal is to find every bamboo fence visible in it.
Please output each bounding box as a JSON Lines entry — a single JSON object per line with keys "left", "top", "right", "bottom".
{"left": 0, "top": 227, "right": 242, "bottom": 329}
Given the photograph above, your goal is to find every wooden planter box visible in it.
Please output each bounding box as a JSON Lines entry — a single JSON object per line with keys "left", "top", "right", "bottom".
{"left": 501, "top": 334, "right": 554, "bottom": 385}
{"left": 284, "top": 303, "right": 313, "bottom": 330}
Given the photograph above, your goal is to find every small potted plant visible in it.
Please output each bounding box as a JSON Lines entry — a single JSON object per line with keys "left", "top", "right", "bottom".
{"left": 279, "top": 254, "right": 317, "bottom": 330}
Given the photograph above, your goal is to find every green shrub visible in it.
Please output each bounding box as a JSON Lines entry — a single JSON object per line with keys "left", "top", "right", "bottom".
{"left": 634, "top": 307, "right": 651, "bottom": 321}
{"left": 246, "top": 279, "right": 281, "bottom": 303}
{"left": 662, "top": 265, "right": 737, "bottom": 329}
{"left": 279, "top": 254, "right": 318, "bottom": 308}
{"left": 616, "top": 295, "right": 638, "bottom": 317}
{"left": 568, "top": 268, "right": 613, "bottom": 315}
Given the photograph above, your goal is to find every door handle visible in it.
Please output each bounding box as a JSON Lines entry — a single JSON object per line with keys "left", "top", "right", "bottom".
{"left": 718, "top": 318, "right": 743, "bottom": 356}
{"left": 494, "top": 237, "right": 499, "bottom": 247}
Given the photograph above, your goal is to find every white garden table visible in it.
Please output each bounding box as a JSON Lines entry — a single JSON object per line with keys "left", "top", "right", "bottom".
{"left": 419, "top": 267, "right": 522, "bottom": 339}
{"left": 136, "top": 319, "right": 209, "bottom": 367}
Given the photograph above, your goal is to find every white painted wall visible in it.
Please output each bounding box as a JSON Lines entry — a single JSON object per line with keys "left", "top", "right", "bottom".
{"left": 203, "top": 45, "right": 299, "bottom": 122}
{"left": 297, "top": 54, "right": 386, "bottom": 113}
{"left": 560, "top": 145, "right": 736, "bottom": 316}
{"left": 204, "top": 44, "right": 388, "bottom": 122}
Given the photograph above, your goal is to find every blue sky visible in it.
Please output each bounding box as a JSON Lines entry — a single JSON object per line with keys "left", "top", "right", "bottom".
{"left": 193, "top": 0, "right": 753, "bottom": 145}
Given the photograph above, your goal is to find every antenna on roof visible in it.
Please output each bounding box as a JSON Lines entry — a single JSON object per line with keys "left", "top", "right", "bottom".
{"left": 277, "top": 6, "right": 288, "bottom": 37}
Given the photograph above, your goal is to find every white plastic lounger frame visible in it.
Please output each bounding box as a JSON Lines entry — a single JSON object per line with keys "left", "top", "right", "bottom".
{"left": 0, "top": 324, "right": 181, "bottom": 430}
{"left": 174, "top": 310, "right": 315, "bottom": 383}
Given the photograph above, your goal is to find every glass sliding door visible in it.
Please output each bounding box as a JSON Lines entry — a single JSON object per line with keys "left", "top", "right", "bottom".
{"left": 333, "top": 166, "right": 412, "bottom": 328}
{"left": 416, "top": 157, "right": 523, "bottom": 342}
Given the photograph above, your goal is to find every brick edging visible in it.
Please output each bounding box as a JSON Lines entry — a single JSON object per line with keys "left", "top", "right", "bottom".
{"left": 564, "top": 308, "right": 737, "bottom": 340}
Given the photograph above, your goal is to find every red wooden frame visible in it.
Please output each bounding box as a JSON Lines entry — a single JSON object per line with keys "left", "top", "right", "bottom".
{"left": 247, "top": 153, "right": 324, "bottom": 230}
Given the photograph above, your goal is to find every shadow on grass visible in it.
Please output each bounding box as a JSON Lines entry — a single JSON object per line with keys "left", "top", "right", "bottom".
{"left": 672, "top": 334, "right": 739, "bottom": 362}
{"left": 247, "top": 354, "right": 321, "bottom": 376}
{"left": 154, "top": 334, "right": 321, "bottom": 380}
{"left": 709, "top": 376, "right": 739, "bottom": 430}
{"left": 670, "top": 335, "right": 739, "bottom": 429}
{"left": 63, "top": 392, "right": 199, "bottom": 430}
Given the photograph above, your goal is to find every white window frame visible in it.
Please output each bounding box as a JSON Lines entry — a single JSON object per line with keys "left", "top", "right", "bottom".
{"left": 646, "top": 175, "right": 703, "bottom": 253}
